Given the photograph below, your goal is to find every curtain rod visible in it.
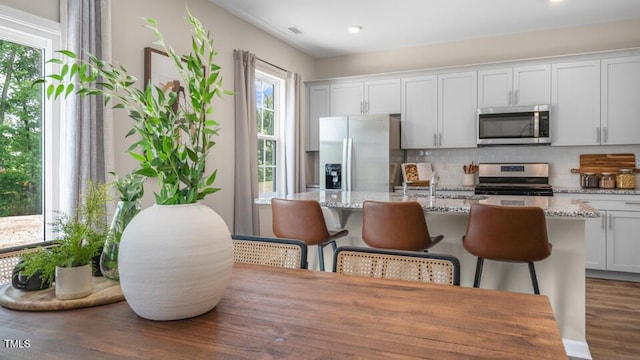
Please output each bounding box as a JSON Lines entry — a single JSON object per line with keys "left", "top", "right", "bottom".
{"left": 257, "top": 57, "right": 288, "bottom": 73}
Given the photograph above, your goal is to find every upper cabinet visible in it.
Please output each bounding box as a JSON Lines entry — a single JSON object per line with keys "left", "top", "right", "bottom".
{"left": 306, "top": 84, "right": 330, "bottom": 151}
{"left": 551, "top": 60, "right": 601, "bottom": 146}
{"left": 330, "top": 79, "right": 401, "bottom": 116}
{"left": 437, "top": 71, "right": 478, "bottom": 148}
{"left": 401, "top": 75, "right": 438, "bottom": 149}
{"left": 601, "top": 56, "right": 640, "bottom": 145}
{"left": 478, "top": 65, "right": 550, "bottom": 108}
{"left": 400, "top": 72, "right": 477, "bottom": 149}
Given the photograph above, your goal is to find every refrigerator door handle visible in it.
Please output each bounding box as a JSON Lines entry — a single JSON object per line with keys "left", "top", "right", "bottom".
{"left": 346, "top": 138, "right": 353, "bottom": 191}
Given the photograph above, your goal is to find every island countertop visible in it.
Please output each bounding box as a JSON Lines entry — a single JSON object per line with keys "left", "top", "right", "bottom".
{"left": 256, "top": 191, "right": 599, "bottom": 218}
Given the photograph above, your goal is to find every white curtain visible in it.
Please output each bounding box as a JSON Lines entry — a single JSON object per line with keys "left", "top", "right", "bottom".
{"left": 233, "top": 50, "right": 260, "bottom": 235}
{"left": 284, "top": 71, "right": 305, "bottom": 194}
{"left": 60, "top": 0, "right": 113, "bottom": 216}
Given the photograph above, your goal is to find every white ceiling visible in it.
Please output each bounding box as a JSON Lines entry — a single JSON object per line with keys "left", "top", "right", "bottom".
{"left": 210, "top": 0, "right": 640, "bottom": 58}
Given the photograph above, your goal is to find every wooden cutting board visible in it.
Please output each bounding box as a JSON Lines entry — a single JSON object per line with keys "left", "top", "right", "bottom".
{"left": 570, "top": 153, "right": 639, "bottom": 174}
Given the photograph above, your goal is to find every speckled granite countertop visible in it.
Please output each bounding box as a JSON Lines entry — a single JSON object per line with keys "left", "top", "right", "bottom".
{"left": 256, "top": 191, "right": 599, "bottom": 218}
{"left": 553, "top": 187, "right": 640, "bottom": 196}
{"left": 393, "top": 185, "right": 474, "bottom": 192}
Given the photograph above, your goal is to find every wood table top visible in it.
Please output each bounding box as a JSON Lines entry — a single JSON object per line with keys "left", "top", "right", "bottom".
{"left": 0, "top": 263, "right": 566, "bottom": 359}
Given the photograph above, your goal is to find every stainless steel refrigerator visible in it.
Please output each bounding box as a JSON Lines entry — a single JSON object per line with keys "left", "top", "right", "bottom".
{"left": 319, "top": 114, "right": 404, "bottom": 192}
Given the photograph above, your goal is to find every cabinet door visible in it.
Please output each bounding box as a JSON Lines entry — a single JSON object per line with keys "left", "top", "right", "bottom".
{"left": 438, "top": 71, "right": 478, "bottom": 148}
{"left": 330, "top": 82, "right": 363, "bottom": 116}
{"left": 307, "top": 85, "right": 329, "bottom": 151}
{"left": 601, "top": 56, "right": 640, "bottom": 145}
{"left": 477, "top": 68, "right": 512, "bottom": 108}
{"left": 401, "top": 76, "right": 437, "bottom": 149}
{"left": 364, "top": 79, "right": 401, "bottom": 114}
{"left": 513, "top": 64, "right": 551, "bottom": 106}
{"left": 606, "top": 211, "right": 640, "bottom": 273}
{"left": 551, "top": 60, "right": 601, "bottom": 146}
{"left": 585, "top": 214, "right": 607, "bottom": 270}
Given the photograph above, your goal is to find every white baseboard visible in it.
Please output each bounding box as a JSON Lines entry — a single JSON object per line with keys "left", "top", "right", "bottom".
{"left": 564, "top": 339, "right": 592, "bottom": 360}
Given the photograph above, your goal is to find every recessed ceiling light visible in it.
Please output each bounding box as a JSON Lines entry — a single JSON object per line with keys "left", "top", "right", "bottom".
{"left": 549, "top": 0, "right": 563, "bottom": 3}
{"left": 348, "top": 26, "right": 362, "bottom": 34}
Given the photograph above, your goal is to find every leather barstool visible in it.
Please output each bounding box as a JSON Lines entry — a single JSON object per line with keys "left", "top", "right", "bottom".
{"left": 362, "top": 200, "right": 443, "bottom": 251}
{"left": 271, "top": 198, "right": 348, "bottom": 271}
{"left": 462, "top": 204, "right": 552, "bottom": 294}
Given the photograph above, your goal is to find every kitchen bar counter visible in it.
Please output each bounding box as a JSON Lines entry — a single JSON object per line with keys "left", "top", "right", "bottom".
{"left": 256, "top": 190, "right": 599, "bottom": 218}
{"left": 256, "top": 191, "right": 595, "bottom": 359}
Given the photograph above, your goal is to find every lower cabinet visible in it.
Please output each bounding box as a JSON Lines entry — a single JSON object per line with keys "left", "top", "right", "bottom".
{"left": 606, "top": 211, "right": 640, "bottom": 273}
{"left": 576, "top": 196, "right": 640, "bottom": 273}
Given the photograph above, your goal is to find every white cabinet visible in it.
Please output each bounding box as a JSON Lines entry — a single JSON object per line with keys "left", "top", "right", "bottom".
{"left": 306, "top": 85, "right": 329, "bottom": 151}
{"left": 601, "top": 56, "right": 640, "bottom": 145}
{"left": 478, "top": 65, "right": 550, "bottom": 108}
{"left": 437, "top": 71, "right": 477, "bottom": 148}
{"left": 401, "top": 75, "right": 437, "bottom": 149}
{"left": 551, "top": 60, "right": 601, "bottom": 146}
{"left": 330, "top": 82, "right": 363, "bottom": 116}
{"left": 330, "top": 79, "right": 401, "bottom": 116}
{"left": 607, "top": 210, "right": 640, "bottom": 273}
{"left": 560, "top": 194, "right": 640, "bottom": 273}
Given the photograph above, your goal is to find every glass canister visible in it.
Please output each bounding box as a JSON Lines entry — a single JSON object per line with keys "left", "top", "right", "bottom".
{"left": 581, "top": 173, "right": 598, "bottom": 188}
{"left": 100, "top": 200, "right": 141, "bottom": 280}
{"left": 616, "top": 169, "right": 636, "bottom": 189}
{"left": 599, "top": 173, "right": 616, "bottom": 189}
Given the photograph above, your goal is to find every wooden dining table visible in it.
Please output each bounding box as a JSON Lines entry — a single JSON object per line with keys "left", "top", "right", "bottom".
{"left": 0, "top": 263, "right": 566, "bottom": 359}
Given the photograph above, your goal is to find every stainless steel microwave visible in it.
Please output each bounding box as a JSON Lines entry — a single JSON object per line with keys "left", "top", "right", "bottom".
{"left": 477, "top": 105, "right": 550, "bottom": 146}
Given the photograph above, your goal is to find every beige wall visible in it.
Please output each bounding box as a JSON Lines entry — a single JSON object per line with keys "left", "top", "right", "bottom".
{"left": 314, "top": 18, "right": 640, "bottom": 79}
{"left": 109, "top": 0, "right": 316, "bottom": 227}
{"left": 0, "top": 0, "right": 60, "bottom": 22}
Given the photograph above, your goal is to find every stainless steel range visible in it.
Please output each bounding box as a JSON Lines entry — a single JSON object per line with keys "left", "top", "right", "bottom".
{"left": 474, "top": 163, "right": 553, "bottom": 196}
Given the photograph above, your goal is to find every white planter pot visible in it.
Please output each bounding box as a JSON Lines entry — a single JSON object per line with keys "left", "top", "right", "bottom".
{"left": 118, "top": 203, "right": 233, "bottom": 321}
{"left": 55, "top": 264, "right": 93, "bottom": 300}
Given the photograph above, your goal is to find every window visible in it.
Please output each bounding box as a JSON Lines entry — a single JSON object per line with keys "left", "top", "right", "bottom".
{"left": 0, "top": 5, "right": 61, "bottom": 248}
{"left": 256, "top": 68, "right": 285, "bottom": 195}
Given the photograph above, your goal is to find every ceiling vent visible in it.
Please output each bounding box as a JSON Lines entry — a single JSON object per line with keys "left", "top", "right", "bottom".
{"left": 287, "top": 26, "right": 303, "bottom": 35}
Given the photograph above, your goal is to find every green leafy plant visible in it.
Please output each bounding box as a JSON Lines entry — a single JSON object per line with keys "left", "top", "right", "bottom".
{"left": 20, "top": 180, "right": 109, "bottom": 286}
{"left": 34, "top": 8, "right": 231, "bottom": 205}
{"left": 110, "top": 171, "right": 146, "bottom": 202}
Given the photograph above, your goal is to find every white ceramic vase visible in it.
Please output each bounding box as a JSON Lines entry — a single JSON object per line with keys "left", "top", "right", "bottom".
{"left": 118, "top": 203, "right": 233, "bottom": 321}
{"left": 55, "top": 264, "right": 93, "bottom": 300}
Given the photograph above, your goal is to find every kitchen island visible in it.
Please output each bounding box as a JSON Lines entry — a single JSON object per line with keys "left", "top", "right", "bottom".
{"left": 256, "top": 191, "right": 599, "bottom": 359}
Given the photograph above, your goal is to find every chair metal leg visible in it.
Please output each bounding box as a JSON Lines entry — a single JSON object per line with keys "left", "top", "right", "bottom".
{"left": 473, "top": 257, "right": 484, "bottom": 288}
{"left": 330, "top": 240, "right": 337, "bottom": 252}
{"left": 528, "top": 262, "right": 540, "bottom": 295}
{"left": 317, "top": 244, "right": 326, "bottom": 272}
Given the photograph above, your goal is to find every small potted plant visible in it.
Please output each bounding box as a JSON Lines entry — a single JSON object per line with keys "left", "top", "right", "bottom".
{"left": 19, "top": 180, "right": 109, "bottom": 300}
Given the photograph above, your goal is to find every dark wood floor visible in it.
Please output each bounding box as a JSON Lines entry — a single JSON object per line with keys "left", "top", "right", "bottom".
{"left": 586, "top": 277, "right": 640, "bottom": 360}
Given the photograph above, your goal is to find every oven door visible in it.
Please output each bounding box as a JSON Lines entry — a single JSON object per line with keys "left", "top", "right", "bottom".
{"left": 477, "top": 106, "right": 550, "bottom": 146}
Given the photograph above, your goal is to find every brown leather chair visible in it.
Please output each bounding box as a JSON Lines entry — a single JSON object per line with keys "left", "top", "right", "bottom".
{"left": 463, "top": 204, "right": 552, "bottom": 294}
{"left": 362, "top": 200, "right": 443, "bottom": 251}
{"left": 271, "top": 198, "right": 348, "bottom": 271}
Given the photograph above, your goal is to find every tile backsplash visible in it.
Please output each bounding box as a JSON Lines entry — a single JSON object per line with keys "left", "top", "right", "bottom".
{"left": 406, "top": 145, "right": 640, "bottom": 188}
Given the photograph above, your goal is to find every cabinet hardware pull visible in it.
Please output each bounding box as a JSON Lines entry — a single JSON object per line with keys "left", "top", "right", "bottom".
{"left": 360, "top": 101, "right": 363, "bottom": 114}
{"left": 603, "top": 127, "right": 608, "bottom": 143}
{"left": 439, "top": 133, "right": 443, "bottom": 146}
{"left": 514, "top": 89, "right": 519, "bottom": 104}
{"left": 508, "top": 90, "right": 512, "bottom": 105}
{"left": 602, "top": 214, "right": 605, "bottom": 229}
{"left": 433, "top": 133, "right": 437, "bottom": 146}
{"left": 608, "top": 213, "right": 613, "bottom": 230}
{"left": 624, "top": 201, "right": 640, "bottom": 205}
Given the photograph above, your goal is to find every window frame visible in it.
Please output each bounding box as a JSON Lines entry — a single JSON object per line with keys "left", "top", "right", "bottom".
{"left": 256, "top": 64, "right": 286, "bottom": 196}
{"left": 0, "top": 4, "right": 61, "bottom": 242}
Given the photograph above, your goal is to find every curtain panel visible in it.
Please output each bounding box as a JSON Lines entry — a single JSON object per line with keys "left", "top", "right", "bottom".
{"left": 60, "top": 0, "right": 113, "bottom": 216}
{"left": 233, "top": 50, "right": 260, "bottom": 235}
{"left": 284, "top": 71, "right": 305, "bottom": 194}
